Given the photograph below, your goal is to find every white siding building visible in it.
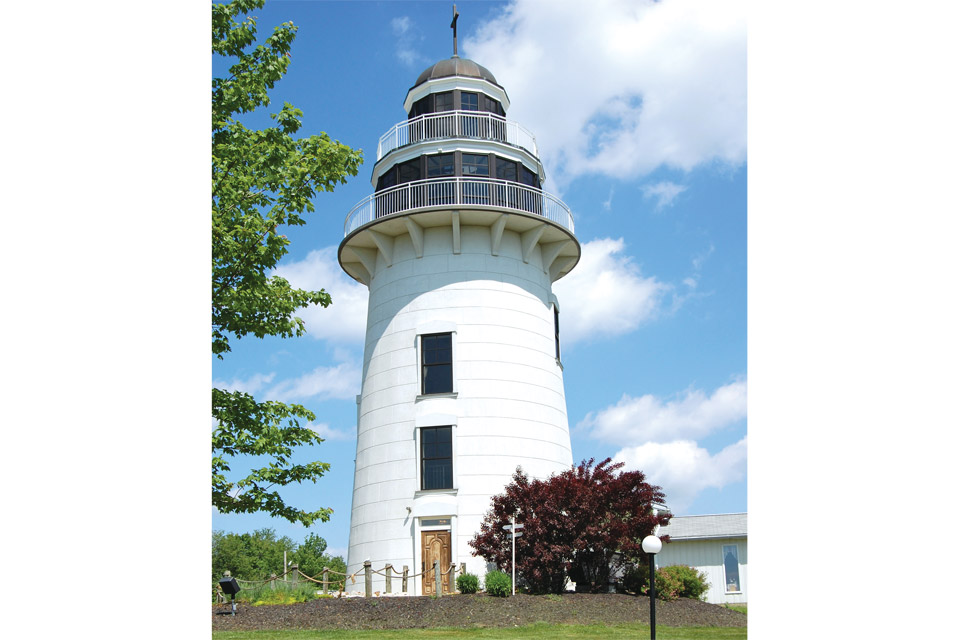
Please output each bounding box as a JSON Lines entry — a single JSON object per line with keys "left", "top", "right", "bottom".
{"left": 338, "top": 54, "right": 580, "bottom": 595}
{"left": 656, "top": 513, "right": 748, "bottom": 604}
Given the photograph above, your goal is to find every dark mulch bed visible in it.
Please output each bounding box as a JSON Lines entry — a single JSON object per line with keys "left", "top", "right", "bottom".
{"left": 212, "top": 593, "right": 747, "bottom": 631}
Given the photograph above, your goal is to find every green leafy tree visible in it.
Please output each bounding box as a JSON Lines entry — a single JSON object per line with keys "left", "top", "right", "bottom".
{"left": 212, "top": 528, "right": 297, "bottom": 583}
{"left": 211, "top": 0, "right": 362, "bottom": 526}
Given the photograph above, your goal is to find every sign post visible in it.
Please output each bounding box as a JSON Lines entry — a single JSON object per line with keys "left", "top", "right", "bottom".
{"left": 502, "top": 519, "right": 524, "bottom": 596}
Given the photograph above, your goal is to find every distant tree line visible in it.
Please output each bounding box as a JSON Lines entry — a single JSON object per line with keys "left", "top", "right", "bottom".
{"left": 212, "top": 529, "right": 347, "bottom": 589}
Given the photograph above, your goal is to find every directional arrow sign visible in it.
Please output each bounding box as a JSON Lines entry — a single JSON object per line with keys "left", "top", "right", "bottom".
{"left": 502, "top": 524, "right": 525, "bottom": 531}
{"left": 511, "top": 531, "right": 522, "bottom": 538}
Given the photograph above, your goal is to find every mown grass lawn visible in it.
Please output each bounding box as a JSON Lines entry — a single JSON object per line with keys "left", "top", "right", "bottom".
{"left": 213, "top": 622, "right": 747, "bottom": 639}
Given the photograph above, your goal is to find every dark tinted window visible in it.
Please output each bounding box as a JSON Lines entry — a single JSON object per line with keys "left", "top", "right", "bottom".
{"left": 421, "top": 426, "right": 453, "bottom": 490}
{"left": 398, "top": 159, "right": 421, "bottom": 183}
{"left": 421, "top": 333, "right": 453, "bottom": 394}
{"left": 482, "top": 94, "right": 504, "bottom": 115}
{"left": 462, "top": 154, "right": 489, "bottom": 176}
{"left": 427, "top": 153, "right": 455, "bottom": 177}
{"left": 519, "top": 165, "right": 538, "bottom": 187}
{"left": 435, "top": 92, "right": 454, "bottom": 112}
{"left": 378, "top": 168, "right": 397, "bottom": 190}
{"left": 411, "top": 96, "right": 430, "bottom": 118}
{"left": 496, "top": 158, "right": 517, "bottom": 181}
{"left": 461, "top": 92, "right": 479, "bottom": 111}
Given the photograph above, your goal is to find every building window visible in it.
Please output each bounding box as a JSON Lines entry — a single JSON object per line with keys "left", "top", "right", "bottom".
{"left": 495, "top": 157, "right": 517, "bottom": 181}
{"left": 410, "top": 95, "right": 430, "bottom": 118}
{"left": 421, "top": 333, "right": 453, "bottom": 394}
{"left": 482, "top": 94, "right": 504, "bottom": 116}
{"left": 398, "top": 158, "right": 421, "bottom": 183}
{"left": 434, "top": 91, "right": 454, "bottom": 112}
{"left": 460, "top": 92, "right": 479, "bottom": 111}
{"left": 519, "top": 165, "right": 539, "bottom": 188}
{"left": 427, "top": 153, "right": 455, "bottom": 177}
{"left": 421, "top": 426, "right": 453, "bottom": 490}
{"left": 722, "top": 545, "right": 741, "bottom": 592}
{"left": 461, "top": 154, "right": 489, "bottom": 176}
{"left": 554, "top": 305, "right": 561, "bottom": 361}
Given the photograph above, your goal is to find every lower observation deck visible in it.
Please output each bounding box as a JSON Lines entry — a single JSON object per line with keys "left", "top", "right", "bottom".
{"left": 344, "top": 177, "right": 574, "bottom": 237}
{"left": 340, "top": 177, "right": 580, "bottom": 286}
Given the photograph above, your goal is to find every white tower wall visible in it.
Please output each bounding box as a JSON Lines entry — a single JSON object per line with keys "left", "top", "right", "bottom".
{"left": 347, "top": 225, "right": 573, "bottom": 592}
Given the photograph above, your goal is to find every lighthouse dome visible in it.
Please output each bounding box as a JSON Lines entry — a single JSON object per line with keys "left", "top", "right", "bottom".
{"left": 413, "top": 56, "right": 501, "bottom": 88}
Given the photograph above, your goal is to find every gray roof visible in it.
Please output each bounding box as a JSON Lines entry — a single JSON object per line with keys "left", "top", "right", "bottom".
{"left": 413, "top": 56, "right": 502, "bottom": 89}
{"left": 658, "top": 513, "right": 747, "bottom": 540}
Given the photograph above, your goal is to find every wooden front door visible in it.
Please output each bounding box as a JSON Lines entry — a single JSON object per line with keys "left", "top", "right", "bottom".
{"left": 421, "top": 530, "right": 452, "bottom": 595}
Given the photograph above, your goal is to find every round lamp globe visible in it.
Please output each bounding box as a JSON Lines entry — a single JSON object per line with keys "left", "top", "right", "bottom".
{"left": 641, "top": 535, "right": 662, "bottom": 555}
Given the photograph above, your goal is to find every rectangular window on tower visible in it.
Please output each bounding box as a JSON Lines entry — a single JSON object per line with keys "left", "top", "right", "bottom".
{"left": 420, "top": 426, "right": 453, "bottom": 490}
{"left": 421, "top": 333, "right": 453, "bottom": 395}
{"left": 554, "top": 305, "right": 561, "bottom": 362}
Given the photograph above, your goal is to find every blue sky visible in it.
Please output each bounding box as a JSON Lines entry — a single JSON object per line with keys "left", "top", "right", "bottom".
{"left": 212, "top": 0, "right": 747, "bottom": 557}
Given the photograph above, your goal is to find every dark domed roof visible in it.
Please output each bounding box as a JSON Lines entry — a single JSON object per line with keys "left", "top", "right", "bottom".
{"left": 413, "top": 56, "right": 501, "bottom": 88}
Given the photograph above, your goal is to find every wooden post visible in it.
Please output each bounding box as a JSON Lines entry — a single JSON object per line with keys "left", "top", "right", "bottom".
{"left": 322, "top": 567, "right": 329, "bottom": 594}
{"left": 385, "top": 564, "right": 393, "bottom": 594}
{"left": 364, "top": 560, "right": 372, "bottom": 598}
{"left": 270, "top": 573, "right": 277, "bottom": 591}
{"left": 460, "top": 562, "right": 467, "bottom": 577}
{"left": 402, "top": 565, "right": 409, "bottom": 593}
{"left": 434, "top": 559, "right": 441, "bottom": 597}
{"left": 290, "top": 563, "right": 299, "bottom": 586}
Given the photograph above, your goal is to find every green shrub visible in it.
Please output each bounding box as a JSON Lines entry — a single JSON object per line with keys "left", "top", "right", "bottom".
{"left": 659, "top": 565, "right": 710, "bottom": 600}
{"left": 484, "top": 570, "right": 512, "bottom": 597}
{"left": 621, "top": 565, "right": 704, "bottom": 602}
{"left": 652, "top": 567, "right": 682, "bottom": 601}
{"left": 457, "top": 572, "right": 479, "bottom": 594}
{"left": 235, "top": 581, "right": 323, "bottom": 605}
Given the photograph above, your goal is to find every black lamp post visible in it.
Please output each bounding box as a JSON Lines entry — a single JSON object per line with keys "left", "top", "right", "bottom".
{"left": 219, "top": 572, "right": 241, "bottom": 616}
{"left": 641, "top": 535, "right": 662, "bottom": 640}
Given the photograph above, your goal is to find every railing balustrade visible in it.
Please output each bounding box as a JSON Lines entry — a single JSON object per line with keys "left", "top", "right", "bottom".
{"left": 344, "top": 177, "right": 574, "bottom": 237}
{"left": 377, "top": 111, "right": 539, "bottom": 160}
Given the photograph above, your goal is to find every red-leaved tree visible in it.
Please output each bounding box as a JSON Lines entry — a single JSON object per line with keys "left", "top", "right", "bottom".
{"left": 468, "top": 458, "right": 671, "bottom": 594}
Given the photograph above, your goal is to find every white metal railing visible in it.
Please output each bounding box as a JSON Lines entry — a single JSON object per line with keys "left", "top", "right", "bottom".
{"left": 344, "top": 177, "right": 575, "bottom": 237}
{"left": 377, "top": 111, "right": 539, "bottom": 160}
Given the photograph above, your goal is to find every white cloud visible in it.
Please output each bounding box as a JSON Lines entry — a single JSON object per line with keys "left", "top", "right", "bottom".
{"left": 273, "top": 247, "right": 369, "bottom": 345}
{"left": 578, "top": 380, "right": 747, "bottom": 444}
{"left": 391, "top": 16, "right": 411, "bottom": 35}
{"left": 642, "top": 181, "right": 687, "bottom": 210}
{"left": 465, "top": 0, "right": 746, "bottom": 188}
{"left": 391, "top": 15, "right": 425, "bottom": 67}
{"left": 614, "top": 436, "right": 747, "bottom": 512}
{"left": 212, "top": 371, "right": 276, "bottom": 395}
{"left": 266, "top": 361, "right": 362, "bottom": 403}
{"left": 553, "top": 237, "right": 667, "bottom": 343}
{"left": 602, "top": 187, "right": 614, "bottom": 211}
{"left": 307, "top": 421, "right": 354, "bottom": 442}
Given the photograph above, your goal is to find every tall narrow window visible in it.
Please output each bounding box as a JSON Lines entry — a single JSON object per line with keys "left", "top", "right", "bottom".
{"left": 420, "top": 426, "right": 452, "bottom": 490}
{"left": 554, "top": 305, "right": 561, "bottom": 362}
{"left": 421, "top": 333, "right": 453, "bottom": 394}
{"left": 722, "top": 545, "right": 741, "bottom": 592}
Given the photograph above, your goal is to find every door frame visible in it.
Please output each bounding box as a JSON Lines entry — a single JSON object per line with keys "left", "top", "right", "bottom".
{"left": 420, "top": 528, "right": 453, "bottom": 595}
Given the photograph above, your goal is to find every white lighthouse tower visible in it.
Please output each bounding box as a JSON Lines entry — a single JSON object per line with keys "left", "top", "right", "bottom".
{"left": 339, "top": 17, "right": 580, "bottom": 595}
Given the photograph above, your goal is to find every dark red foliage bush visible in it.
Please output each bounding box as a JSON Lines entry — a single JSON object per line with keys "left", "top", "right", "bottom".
{"left": 468, "top": 458, "right": 671, "bottom": 594}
